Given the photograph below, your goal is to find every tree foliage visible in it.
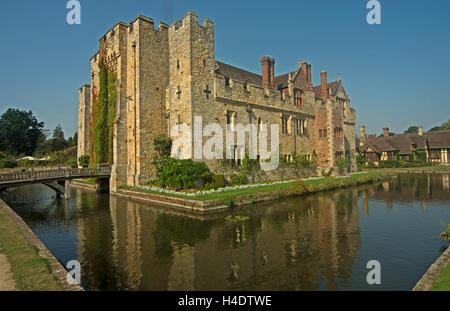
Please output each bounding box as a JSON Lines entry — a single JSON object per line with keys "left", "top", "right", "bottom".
{"left": 404, "top": 126, "right": 419, "bottom": 134}
{"left": 0, "top": 108, "right": 44, "bottom": 156}
{"left": 429, "top": 118, "right": 450, "bottom": 132}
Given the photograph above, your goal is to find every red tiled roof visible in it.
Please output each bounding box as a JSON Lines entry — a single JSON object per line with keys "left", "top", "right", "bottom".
{"left": 313, "top": 81, "right": 339, "bottom": 99}
{"left": 361, "top": 130, "right": 450, "bottom": 154}
{"left": 426, "top": 130, "right": 450, "bottom": 149}
{"left": 215, "top": 61, "right": 262, "bottom": 86}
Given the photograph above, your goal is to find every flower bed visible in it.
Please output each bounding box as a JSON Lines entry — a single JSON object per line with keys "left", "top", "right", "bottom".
{"left": 138, "top": 179, "right": 299, "bottom": 197}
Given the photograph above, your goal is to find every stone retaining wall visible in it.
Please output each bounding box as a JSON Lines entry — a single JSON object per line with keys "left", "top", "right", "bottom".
{"left": 412, "top": 246, "right": 450, "bottom": 291}
{"left": 0, "top": 199, "right": 83, "bottom": 291}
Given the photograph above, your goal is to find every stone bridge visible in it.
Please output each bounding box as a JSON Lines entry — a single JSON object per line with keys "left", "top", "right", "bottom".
{"left": 0, "top": 167, "right": 111, "bottom": 199}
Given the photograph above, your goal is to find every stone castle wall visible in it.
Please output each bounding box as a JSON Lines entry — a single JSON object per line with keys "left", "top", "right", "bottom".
{"left": 77, "top": 85, "right": 90, "bottom": 160}
{"left": 78, "top": 11, "right": 358, "bottom": 188}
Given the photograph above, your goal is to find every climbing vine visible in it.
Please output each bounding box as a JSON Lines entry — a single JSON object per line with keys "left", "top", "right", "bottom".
{"left": 91, "top": 60, "right": 116, "bottom": 164}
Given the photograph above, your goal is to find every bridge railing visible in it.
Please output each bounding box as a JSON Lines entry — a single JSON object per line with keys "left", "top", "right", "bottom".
{"left": 0, "top": 167, "right": 111, "bottom": 183}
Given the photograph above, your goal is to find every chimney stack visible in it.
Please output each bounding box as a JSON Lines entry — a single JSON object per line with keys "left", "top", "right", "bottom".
{"left": 261, "top": 56, "right": 275, "bottom": 89}
{"left": 320, "top": 71, "right": 328, "bottom": 98}
{"left": 270, "top": 57, "right": 275, "bottom": 88}
{"left": 359, "top": 126, "right": 366, "bottom": 146}
{"left": 383, "top": 127, "right": 389, "bottom": 137}
{"left": 307, "top": 64, "right": 312, "bottom": 83}
{"left": 360, "top": 126, "right": 366, "bottom": 139}
{"left": 301, "top": 62, "right": 307, "bottom": 76}
{"left": 261, "top": 56, "right": 270, "bottom": 89}
{"left": 418, "top": 126, "right": 423, "bottom": 136}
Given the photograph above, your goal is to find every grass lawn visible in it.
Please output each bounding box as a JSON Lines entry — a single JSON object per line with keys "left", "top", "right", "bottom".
{"left": 72, "top": 178, "right": 97, "bottom": 184}
{"left": 0, "top": 204, "right": 61, "bottom": 291}
{"left": 120, "top": 171, "right": 389, "bottom": 202}
{"left": 432, "top": 262, "right": 450, "bottom": 291}
{"left": 367, "top": 166, "right": 450, "bottom": 171}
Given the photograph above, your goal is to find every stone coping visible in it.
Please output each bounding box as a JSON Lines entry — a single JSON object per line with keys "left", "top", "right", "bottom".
{"left": 114, "top": 189, "right": 229, "bottom": 213}
{"left": 0, "top": 199, "right": 83, "bottom": 291}
{"left": 412, "top": 246, "right": 450, "bottom": 291}
{"left": 70, "top": 180, "right": 98, "bottom": 191}
{"left": 115, "top": 173, "right": 388, "bottom": 213}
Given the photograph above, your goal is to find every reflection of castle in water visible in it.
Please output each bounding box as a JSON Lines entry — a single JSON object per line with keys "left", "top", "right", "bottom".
{"left": 75, "top": 188, "right": 362, "bottom": 290}
{"left": 361, "top": 173, "right": 450, "bottom": 214}
{"left": 71, "top": 173, "right": 450, "bottom": 290}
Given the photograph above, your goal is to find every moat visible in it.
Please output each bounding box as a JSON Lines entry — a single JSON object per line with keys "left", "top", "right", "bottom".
{"left": 2, "top": 173, "right": 449, "bottom": 290}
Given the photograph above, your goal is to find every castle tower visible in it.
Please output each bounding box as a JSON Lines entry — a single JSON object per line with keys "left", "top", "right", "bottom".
{"left": 77, "top": 85, "right": 91, "bottom": 163}
{"left": 168, "top": 12, "right": 215, "bottom": 159}
{"left": 125, "top": 16, "right": 169, "bottom": 186}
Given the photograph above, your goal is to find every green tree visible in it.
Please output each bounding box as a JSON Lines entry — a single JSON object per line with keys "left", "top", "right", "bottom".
{"left": 33, "top": 130, "right": 52, "bottom": 157}
{"left": 429, "top": 118, "right": 450, "bottom": 132}
{"left": 0, "top": 108, "right": 44, "bottom": 156}
{"left": 404, "top": 126, "right": 418, "bottom": 134}
{"left": 51, "top": 124, "right": 67, "bottom": 151}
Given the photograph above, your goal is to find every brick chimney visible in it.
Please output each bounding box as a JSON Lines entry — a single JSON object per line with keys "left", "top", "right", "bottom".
{"left": 301, "top": 62, "right": 307, "bottom": 76}
{"left": 307, "top": 64, "right": 312, "bottom": 83}
{"left": 320, "top": 71, "right": 328, "bottom": 98}
{"left": 383, "top": 127, "right": 389, "bottom": 137}
{"left": 418, "top": 126, "right": 423, "bottom": 136}
{"left": 261, "top": 56, "right": 271, "bottom": 89}
{"left": 269, "top": 57, "right": 275, "bottom": 88}
{"left": 360, "top": 126, "right": 366, "bottom": 139}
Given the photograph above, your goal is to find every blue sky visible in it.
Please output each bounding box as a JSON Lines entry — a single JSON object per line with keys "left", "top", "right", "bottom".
{"left": 0, "top": 0, "right": 449, "bottom": 137}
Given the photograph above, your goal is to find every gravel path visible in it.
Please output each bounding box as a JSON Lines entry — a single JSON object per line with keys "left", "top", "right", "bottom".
{"left": 0, "top": 253, "right": 16, "bottom": 291}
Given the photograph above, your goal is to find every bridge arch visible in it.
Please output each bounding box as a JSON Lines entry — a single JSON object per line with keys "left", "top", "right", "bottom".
{"left": 0, "top": 167, "right": 111, "bottom": 200}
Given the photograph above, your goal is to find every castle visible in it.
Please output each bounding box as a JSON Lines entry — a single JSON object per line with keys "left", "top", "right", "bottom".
{"left": 77, "top": 12, "right": 357, "bottom": 191}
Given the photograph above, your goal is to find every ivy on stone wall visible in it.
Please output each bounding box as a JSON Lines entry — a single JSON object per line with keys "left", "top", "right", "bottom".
{"left": 92, "top": 62, "right": 116, "bottom": 164}
{"left": 107, "top": 71, "right": 117, "bottom": 163}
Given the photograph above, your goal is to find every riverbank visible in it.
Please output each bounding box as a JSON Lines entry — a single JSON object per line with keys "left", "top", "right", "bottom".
{"left": 116, "top": 171, "right": 392, "bottom": 212}
{"left": 0, "top": 198, "right": 83, "bottom": 291}
{"left": 413, "top": 246, "right": 450, "bottom": 291}
{"left": 363, "top": 166, "right": 450, "bottom": 173}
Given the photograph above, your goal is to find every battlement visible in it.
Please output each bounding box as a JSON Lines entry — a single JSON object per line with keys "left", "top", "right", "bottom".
{"left": 169, "top": 11, "right": 214, "bottom": 32}
{"left": 78, "top": 84, "right": 90, "bottom": 92}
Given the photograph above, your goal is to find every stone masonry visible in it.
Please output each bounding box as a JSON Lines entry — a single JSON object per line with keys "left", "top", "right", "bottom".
{"left": 77, "top": 12, "right": 357, "bottom": 190}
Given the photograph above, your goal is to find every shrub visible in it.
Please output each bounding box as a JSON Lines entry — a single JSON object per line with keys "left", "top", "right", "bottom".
{"left": 336, "top": 158, "right": 347, "bottom": 174}
{"left": 159, "top": 158, "right": 212, "bottom": 190}
{"left": 0, "top": 159, "right": 18, "bottom": 169}
{"left": 68, "top": 157, "right": 78, "bottom": 169}
{"left": 231, "top": 174, "right": 248, "bottom": 185}
{"left": 288, "top": 180, "right": 309, "bottom": 195}
{"left": 367, "top": 162, "right": 377, "bottom": 169}
{"left": 379, "top": 160, "right": 400, "bottom": 168}
{"left": 78, "top": 155, "right": 90, "bottom": 168}
{"left": 204, "top": 174, "right": 226, "bottom": 190}
{"left": 0, "top": 152, "right": 9, "bottom": 160}
{"left": 294, "top": 154, "right": 316, "bottom": 175}
{"left": 416, "top": 150, "right": 427, "bottom": 162}
{"left": 441, "top": 223, "right": 450, "bottom": 241}
{"left": 321, "top": 167, "right": 333, "bottom": 177}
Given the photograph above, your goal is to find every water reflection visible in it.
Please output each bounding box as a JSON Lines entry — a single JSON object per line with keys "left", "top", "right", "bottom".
{"left": 2, "top": 173, "right": 449, "bottom": 291}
